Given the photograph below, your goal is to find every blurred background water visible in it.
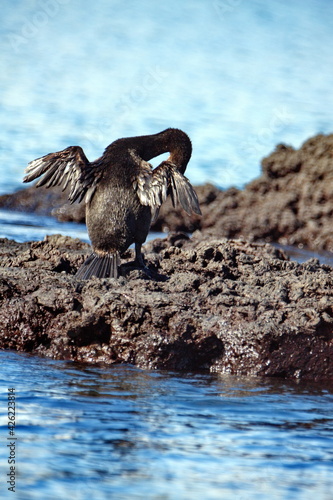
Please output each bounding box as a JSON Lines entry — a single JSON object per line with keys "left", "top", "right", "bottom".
{"left": 1, "top": 1, "right": 333, "bottom": 498}
{"left": 1, "top": 0, "right": 333, "bottom": 196}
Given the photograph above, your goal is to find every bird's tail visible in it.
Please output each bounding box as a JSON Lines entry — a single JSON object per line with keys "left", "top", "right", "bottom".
{"left": 75, "top": 252, "right": 120, "bottom": 280}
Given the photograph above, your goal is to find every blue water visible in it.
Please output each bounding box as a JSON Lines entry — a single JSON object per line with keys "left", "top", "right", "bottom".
{"left": 0, "top": 352, "right": 333, "bottom": 500}
{"left": 1, "top": 0, "right": 333, "bottom": 194}
{"left": 1, "top": 1, "right": 333, "bottom": 498}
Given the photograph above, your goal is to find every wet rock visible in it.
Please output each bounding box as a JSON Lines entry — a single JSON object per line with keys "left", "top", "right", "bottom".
{"left": 0, "top": 184, "right": 84, "bottom": 220}
{"left": 2, "top": 133, "right": 333, "bottom": 251}
{"left": 0, "top": 233, "right": 332, "bottom": 381}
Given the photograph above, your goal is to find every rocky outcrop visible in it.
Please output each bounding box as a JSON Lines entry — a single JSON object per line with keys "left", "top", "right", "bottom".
{"left": 199, "top": 134, "right": 333, "bottom": 252}
{"left": 2, "top": 133, "right": 333, "bottom": 251}
{"left": 0, "top": 183, "right": 86, "bottom": 222}
{"left": 1, "top": 233, "right": 332, "bottom": 380}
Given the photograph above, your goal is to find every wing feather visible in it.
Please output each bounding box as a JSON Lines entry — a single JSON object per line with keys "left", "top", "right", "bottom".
{"left": 133, "top": 160, "right": 201, "bottom": 219}
{"left": 23, "top": 146, "right": 101, "bottom": 204}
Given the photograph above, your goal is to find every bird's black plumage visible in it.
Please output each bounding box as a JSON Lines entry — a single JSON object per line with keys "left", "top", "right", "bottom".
{"left": 23, "top": 128, "right": 201, "bottom": 279}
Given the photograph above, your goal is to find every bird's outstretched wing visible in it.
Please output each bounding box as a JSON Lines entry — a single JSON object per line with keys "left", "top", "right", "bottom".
{"left": 23, "top": 146, "right": 101, "bottom": 204}
{"left": 133, "top": 160, "right": 201, "bottom": 221}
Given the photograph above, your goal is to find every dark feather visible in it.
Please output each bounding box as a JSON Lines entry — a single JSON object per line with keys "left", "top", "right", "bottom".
{"left": 23, "top": 146, "right": 101, "bottom": 205}
{"left": 134, "top": 160, "right": 201, "bottom": 217}
{"left": 75, "top": 252, "right": 120, "bottom": 279}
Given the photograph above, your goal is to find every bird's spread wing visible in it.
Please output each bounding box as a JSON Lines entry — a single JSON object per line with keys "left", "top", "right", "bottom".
{"left": 133, "top": 160, "right": 201, "bottom": 221}
{"left": 23, "top": 146, "right": 101, "bottom": 204}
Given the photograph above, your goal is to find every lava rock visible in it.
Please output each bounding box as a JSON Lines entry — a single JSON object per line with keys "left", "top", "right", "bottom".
{"left": 0, "top": 233, "right": 332, "bottom": 381}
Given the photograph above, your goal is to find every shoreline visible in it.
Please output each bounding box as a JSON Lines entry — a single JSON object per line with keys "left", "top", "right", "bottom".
{"left": 0, "top": 132, "right": 333, "bottom": 379}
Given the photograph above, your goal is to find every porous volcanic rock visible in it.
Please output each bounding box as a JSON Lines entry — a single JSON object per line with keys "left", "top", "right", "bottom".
{"left": 1, "top": 133, "right": 333, "bottom": 251}
{"left": 0, "top": 233, "right": 332, "bottom": 381}
{"left": 199, "top": 133, "right": 333, "bottom": 252}
{"left": 0, "top": 183, "right": 86, "bottom": 222}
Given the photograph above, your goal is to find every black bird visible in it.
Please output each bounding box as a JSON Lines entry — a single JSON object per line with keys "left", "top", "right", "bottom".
{"left": 23, "top": 128, "right": 201, "bottom": 279}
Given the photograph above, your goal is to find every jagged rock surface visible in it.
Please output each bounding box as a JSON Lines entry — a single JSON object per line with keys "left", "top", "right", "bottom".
{"left": 0, "top": 233, "right": 332, "bottom": 380}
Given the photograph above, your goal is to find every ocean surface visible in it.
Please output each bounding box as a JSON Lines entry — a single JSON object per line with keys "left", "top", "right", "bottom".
{"left": 1, "top": 352, "right": 333, "bottom": 500}
{"left": 1, "top": 1, "right": 333, "bottom": 498}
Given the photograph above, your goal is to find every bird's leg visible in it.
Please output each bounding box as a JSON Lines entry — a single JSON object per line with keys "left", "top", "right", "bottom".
{"left": 134, "top": 242, "right": 154, "bottom": 277}
{"left": 134, "top": 242, "right": 145, "bottom": 267}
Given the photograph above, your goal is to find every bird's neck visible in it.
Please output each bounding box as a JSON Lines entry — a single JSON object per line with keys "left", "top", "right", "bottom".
{"left": 137, "top": 128, "right": 192, "bottom": 174}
